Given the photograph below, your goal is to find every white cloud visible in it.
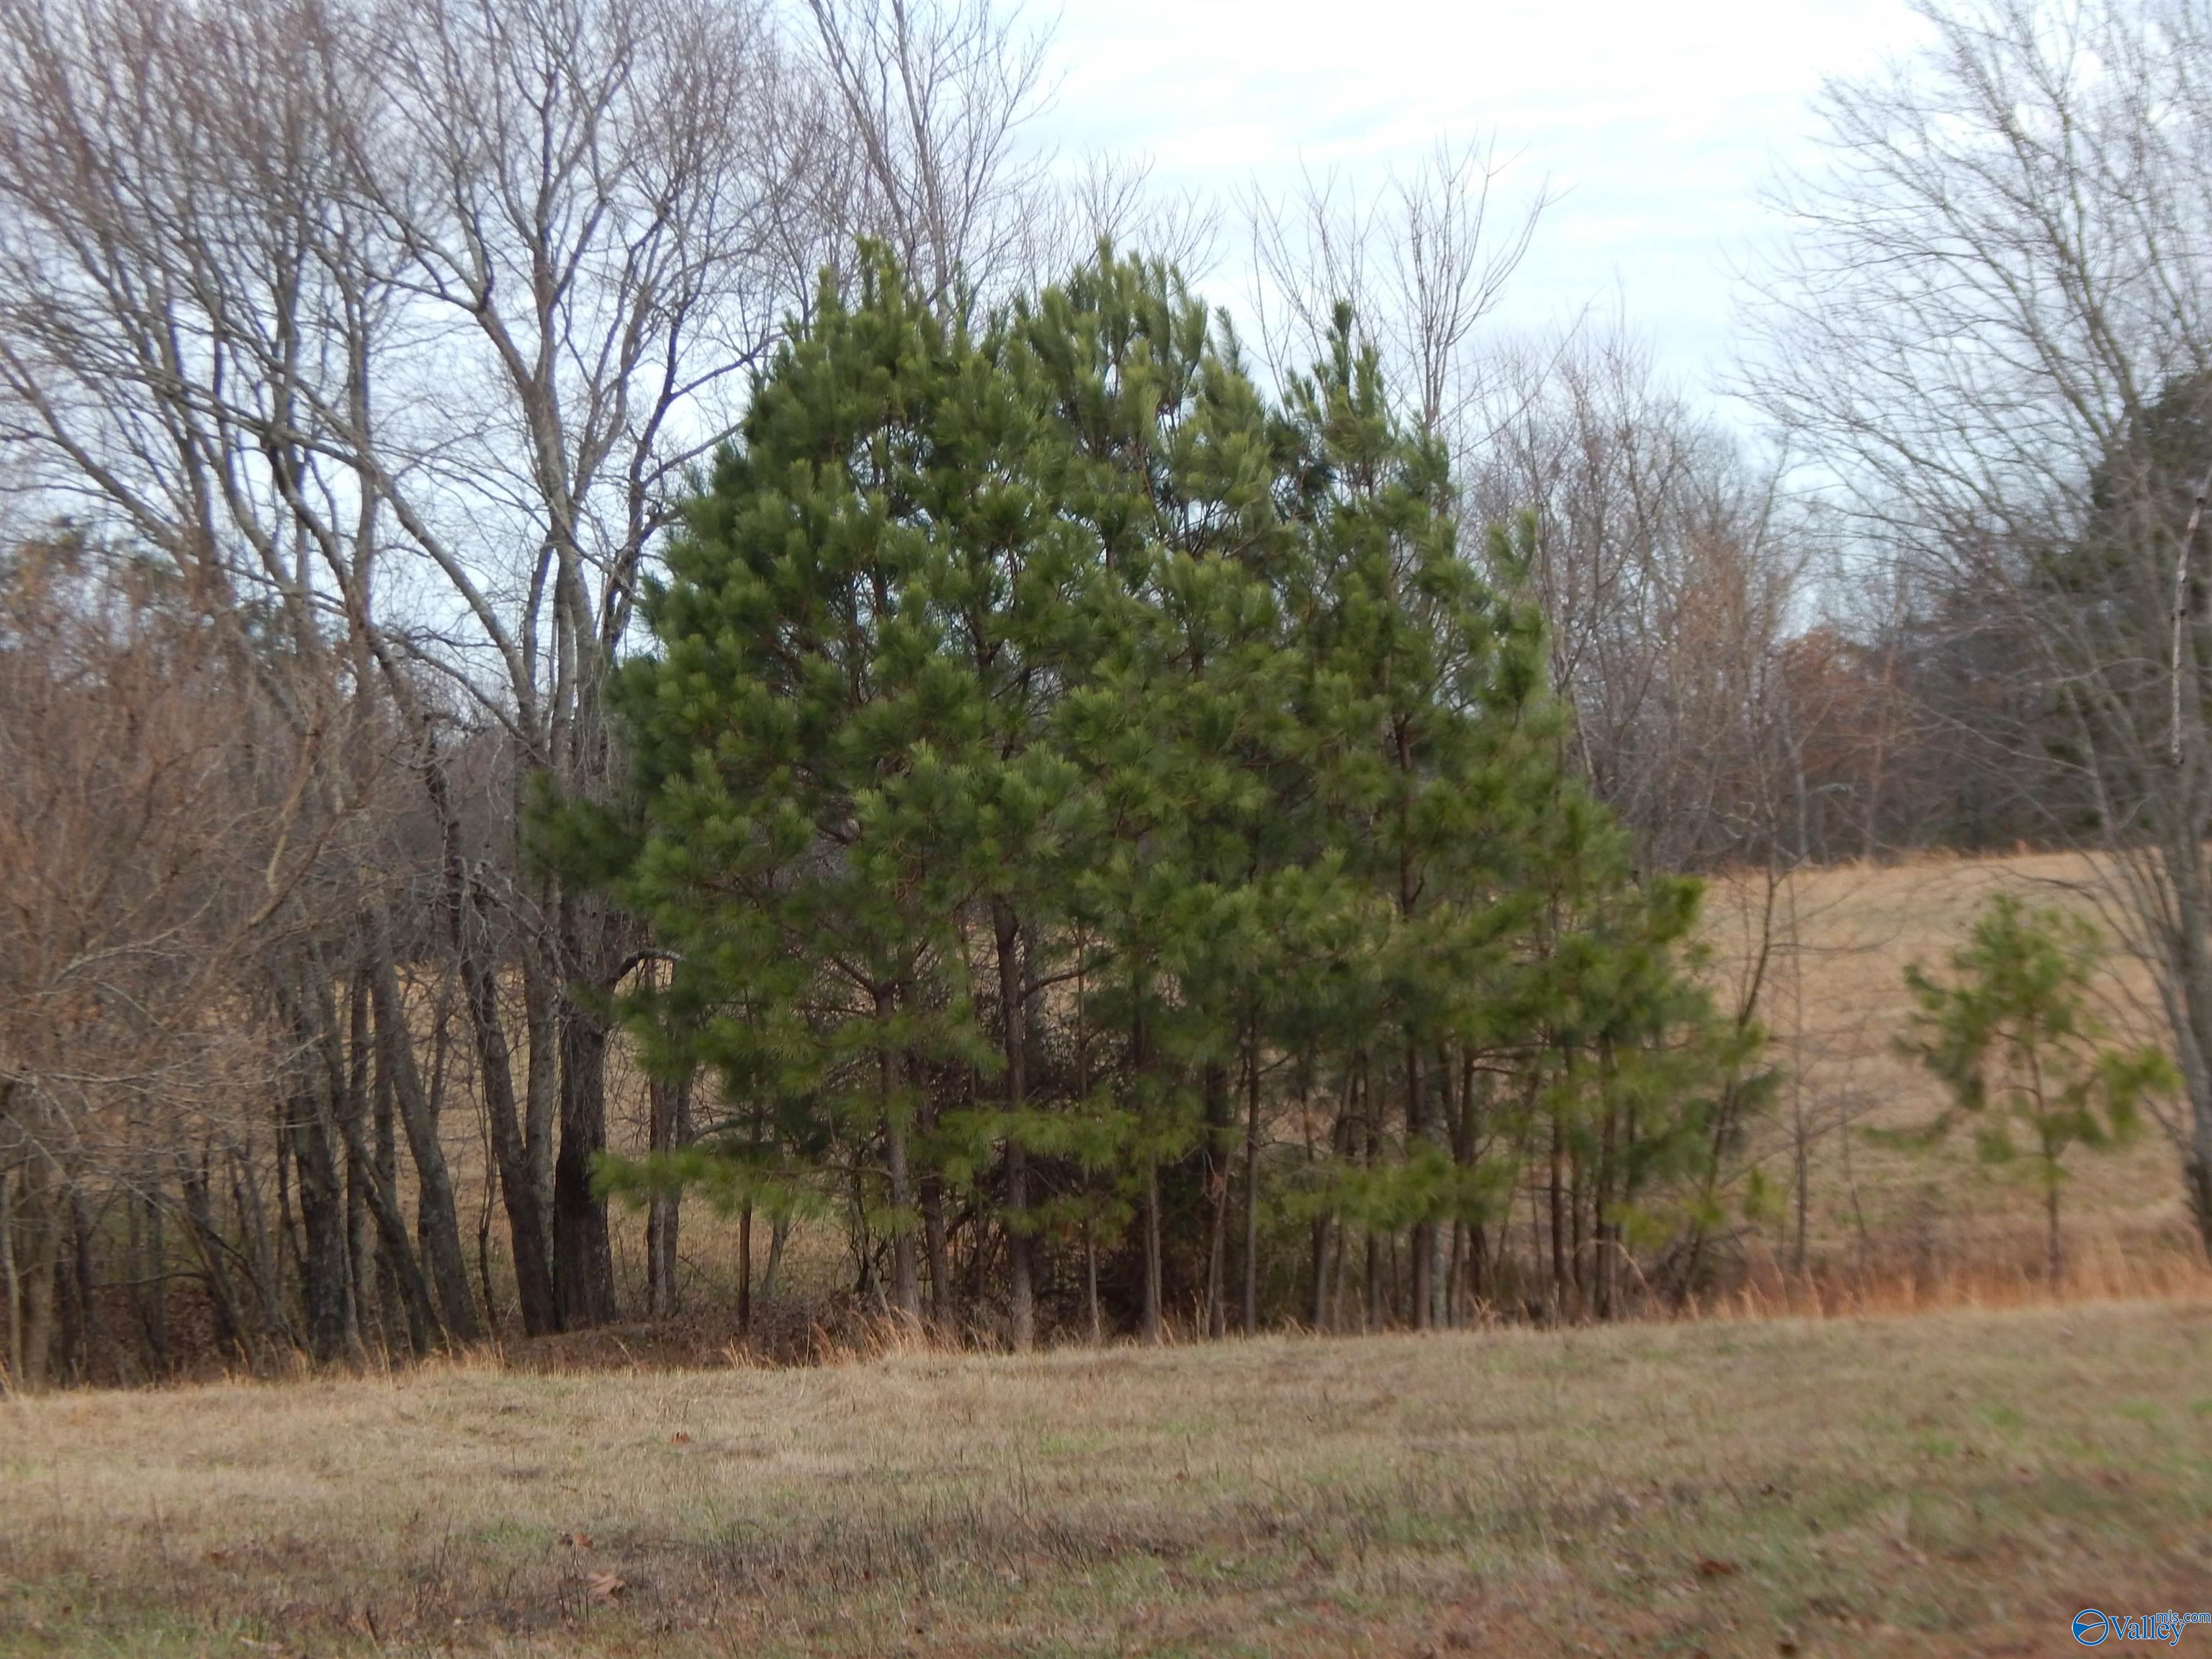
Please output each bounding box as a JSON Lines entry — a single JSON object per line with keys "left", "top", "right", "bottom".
{"left": 1031, "top": 0, "right": 1929, "bottom": 399}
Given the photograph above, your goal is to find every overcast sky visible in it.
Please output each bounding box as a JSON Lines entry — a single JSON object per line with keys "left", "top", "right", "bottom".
{"left": 1035, "top": 0, "right": 1929, "bottom": 403}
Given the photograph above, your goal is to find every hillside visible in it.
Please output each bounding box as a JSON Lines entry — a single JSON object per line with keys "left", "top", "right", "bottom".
{"left": 1700, "top": 849, "right": 2198, "bottom": 1291}
{"left": 6, "top": 1299, "right": 2210, "bottom": 1657}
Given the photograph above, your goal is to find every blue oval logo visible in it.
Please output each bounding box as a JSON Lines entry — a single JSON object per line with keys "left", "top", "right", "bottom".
{"left": 2074, "top": 1609, "right": 2110, "bottom": 1646}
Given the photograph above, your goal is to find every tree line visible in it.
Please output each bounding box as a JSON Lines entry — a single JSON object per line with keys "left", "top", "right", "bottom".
{"left": 7, "top": 0, "right": 2212, "bottom": 1386}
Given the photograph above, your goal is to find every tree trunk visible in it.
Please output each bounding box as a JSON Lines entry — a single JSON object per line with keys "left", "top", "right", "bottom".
{"left": 233, "top": 1138, "right": 288, "bottom": 1351}
{"left": 1085, "top": 1217, "right": 1102, "bottom": 1345}
{"left": 992, "top": 902, "right": 1034, "bottom": 1351}
{"left": 1331, "top": 1214, "right": 1352, "bottom": 1331}
{"left": 275, "top": 1094, "right": 299, "bottom": 1288}
{"left": 737, "top": 1200, "right": 753, "bottom": 1337}
{"left": 646, "top": 1067, "right": 691, "bottom": 1319}
{"left": 65, "top": 1187, "right": 96, "bottom": 1382}
{"left": 522, "top": 948, "right": 562, "bottom": 1300}
{"left": 2046, "top": 1171, "right": 2065, "bottom": 1284}
{"left": 553, "top": 997, "right": 618, "bottom": 1328}
{"left": 133, "top": 1154, "right": 169, "bottom": 1374}
{"left": 2164, "top": 838, "right": 2212, "bottom": 1260}
{"left": 1200, "top": 1061, "right": 1230, "bottom": 1339}
{"left": 1568, "top": 1151, "right": 1586, "bottom": 1316}
{"left": 372, "top": 1006, "right": 405, "bottom": 1346}
{"left": 876, "top": 989, "right": 921, "bottom": 1325}
{"left": 762, "top": 1213, "right": 789, "bottom": 1300}
{"left": 1595, "top": 1083, "right": 1619, "bottom": 1322}
{"left": 1141, "top": 1159, "right": 1163, "bottom": 1346}
{"left": 1308, "top": 1212, "right": 1330, "bottom": 1331}
{"left": 1241, "top": 1042, "right": 1262, "bottom": 1335}
{"left": 1310, "top": 1074, "right": 1354, "bottom": 1331}
{"left": 0, "top": 1169, "right": 18, "bottom": 1392}
{"left": 1362, "top": 1097, "right": 1380, "bottom": 1331}
{"left": 2190, "top": 1153, "right": 2212, "bottom": 1264}
{"left": 1446, "top": 1219, "right": 1464, "bottom": 1328}
{"left": 331, "top": 1079, "right": 441, "bottom": 1357}
{"left": 920, "top": 1165, "right": 950, "bottom": 1329}
{"left": 464, "top": 943, "right": 558, "bottom": 1336}
{"left": 287, "top": 1076, "right": 354, "bottom": 1365}
{"left": 1408, "top": 1046, "right": 1437, "bottom": 1331}
{"left": 1548, "top": 1112, "right": 1568, "bottom": 1319}
{"left": 343, "top": 974, "right": 377, "bottom": 1354}
{"left": 177, "top": 1151, "right": 247, "bottom": 1364}
{"left": 369, "top": 948, "right": 483, "bottom": 1342}
{"left": 326, "top": 974, "right": 440, "bottom": 1358}
{"left": 433, "top": 746, "right": 557, "bottom": 1336}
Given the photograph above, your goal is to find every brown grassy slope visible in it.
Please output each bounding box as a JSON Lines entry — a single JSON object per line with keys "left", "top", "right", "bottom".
{"left": 6, "top": 1298, "right": 2212, "bottom": 1658}
{"left": 1701, "top": 850, "right": 2199, "bottom": 1275}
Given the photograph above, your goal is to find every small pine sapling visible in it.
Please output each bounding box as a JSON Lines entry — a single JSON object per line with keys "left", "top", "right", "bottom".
{"left": 1892, "top": 894, "right": 2175, "bottom": 1282}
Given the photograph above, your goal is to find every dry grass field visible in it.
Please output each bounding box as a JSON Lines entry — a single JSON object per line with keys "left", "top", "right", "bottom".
{"left": 6, "top": 1298, "right": 2212, "bottom": 1658}
{"left": 1701, "top": 849, "right": 2203, "bottom": 1292}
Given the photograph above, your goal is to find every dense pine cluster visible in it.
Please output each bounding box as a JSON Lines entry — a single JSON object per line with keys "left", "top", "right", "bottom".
{"left": 551, "top": 249, "right": 1769, "bottom": 1341}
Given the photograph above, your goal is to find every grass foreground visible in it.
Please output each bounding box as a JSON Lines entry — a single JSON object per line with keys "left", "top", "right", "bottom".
{"left": 4, "top": 1300, "right": 2211, "bottom": 1658}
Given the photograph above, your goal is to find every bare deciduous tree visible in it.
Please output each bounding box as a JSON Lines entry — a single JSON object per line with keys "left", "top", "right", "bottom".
{"left": 1248, "top": 138, "right": 1548, "bottom": 444}
{"left": 1470, "top": 323, "right": 1805, "bottom": 872}
{"left": 0, "top": 0, "right": 1084, "bottom": 1364}
{"left": 801, "top": 0, "right": 1056, "bottom": 309}
{"left": 1745, "top": 0, "right": 2212, "bottom": 1247}
{"left": 0, "top": 534, "right": 338, "bottom": 1385}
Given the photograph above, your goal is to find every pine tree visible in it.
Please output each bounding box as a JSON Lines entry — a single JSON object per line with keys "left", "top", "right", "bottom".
{"left": 578, "top": 254, "right": 1011, "bottom": 1321}
{"left": 1025, "top": 248, "right": 1300, "bottom": 1341}
{"left": 1280, "top": 315, "right": 1560, "bottom": 1328}
{"left": 1895, "top": 894, "right": 2174, "bottom": 1280}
